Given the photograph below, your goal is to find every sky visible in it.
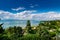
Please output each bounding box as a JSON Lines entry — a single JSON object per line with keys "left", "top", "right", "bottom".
{"left": 0, "top": 0, "right": 60, "bottom": 20}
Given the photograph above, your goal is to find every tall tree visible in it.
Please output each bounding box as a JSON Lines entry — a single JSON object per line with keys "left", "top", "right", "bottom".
{"left": 14, "top": 26, "right": 17, "bottom": 33}
{"left": 26, "top": 20, "right": 32, "bottom": 33}
{"left": 0, "top": 23, "right": 4, "bottom": 34}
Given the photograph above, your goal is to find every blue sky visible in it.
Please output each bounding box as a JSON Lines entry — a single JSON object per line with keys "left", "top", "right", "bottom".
{"left": 0, "top": 0, "right": 60, "bottom": 12}
{"left": 0, "top": 0, "right": 60, "bottom": 20}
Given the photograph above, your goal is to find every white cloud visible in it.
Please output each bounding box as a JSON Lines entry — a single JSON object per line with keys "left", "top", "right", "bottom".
{"left": 0, "top": 10, "right": 36, "bottom": 20}
{"left": 14, "top": 10, "right": 37, "bottom": 20}
{"left": 30, "top": 4, "right": 38, "bottom": 8}
{"left": 31, "top": 12, "right": 60, "bottom": 20}
{"left": 0, "top": 10, "right": 16, "bottom": 20}
{"left": 0, "top": 10, "right": 60, "bottom": 21}
{"left": 12, "top": 7, "right": 25, "bottom": 11}
{"left": 30, "top": 6, "right": 34, "bottom": 8}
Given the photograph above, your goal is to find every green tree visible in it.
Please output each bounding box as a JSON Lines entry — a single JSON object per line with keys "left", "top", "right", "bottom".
{"left": 14, "top": 26, "right": 17, "bottom": 33}
{"left": 0, "top": 23, "right": 4, "bottom": 34}
{"left": 26, "top": 20, "right": 32, "bottom": 33}
{"left": 16, "top": 26, "right": 23, "bottom": 37}
{"left": 37, "top": 21, "right": 52, "bottom": 40}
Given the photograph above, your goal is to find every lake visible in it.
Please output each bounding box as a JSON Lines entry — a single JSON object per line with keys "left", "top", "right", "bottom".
{"left": 0, "top": 20, "right": 40, "bottom": 28}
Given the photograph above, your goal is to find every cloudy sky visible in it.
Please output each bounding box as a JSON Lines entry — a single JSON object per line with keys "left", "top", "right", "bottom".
{"left": 0, "top": 0, "right": 60, "bottom": 20}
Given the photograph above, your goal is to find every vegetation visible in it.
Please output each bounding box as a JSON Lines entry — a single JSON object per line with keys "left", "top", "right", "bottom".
{"left": 26, "top": 20, "right": 32, "bottom": 33}
{"left": 0, "top": 20, "right": 60, "bottom": 40}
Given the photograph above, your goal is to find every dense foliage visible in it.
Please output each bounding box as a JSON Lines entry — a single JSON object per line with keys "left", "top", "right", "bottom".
{"left": 0, "top": 20, "right": 60, "bottom": 40}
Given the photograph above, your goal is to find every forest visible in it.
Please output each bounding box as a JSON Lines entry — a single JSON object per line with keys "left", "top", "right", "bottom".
{"left": 0, "top": 20, "right": 60, "bottom": 40}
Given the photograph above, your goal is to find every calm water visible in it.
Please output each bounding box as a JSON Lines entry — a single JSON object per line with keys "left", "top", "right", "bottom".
{"left": 0, "top": 20, "right": 40, "bottom": 28}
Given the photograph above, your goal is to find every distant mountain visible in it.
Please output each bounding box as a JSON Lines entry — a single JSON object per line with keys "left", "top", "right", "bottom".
{"left": 1, "top": 19, "right": 40, "bottom": 21}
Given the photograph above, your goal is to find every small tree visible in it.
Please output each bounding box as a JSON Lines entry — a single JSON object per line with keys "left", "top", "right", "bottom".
{"left": 16, "top": 26, "right": 23, "bottom": 37}
{"left": 13, "top": 26, "right": 23, "bottom": 37}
